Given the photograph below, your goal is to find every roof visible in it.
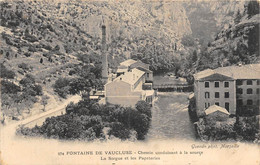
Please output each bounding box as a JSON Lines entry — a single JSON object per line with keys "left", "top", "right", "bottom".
{"left": 145, "top": 90, "right": 155, "bottom": 96}
{"left": 215, "top": 64, "right": 260, "bottom": 79}
{"left": 116, "top": 68, "right": 128, "bottom": 73}
{"left": 120, "top": 59, "right": 137, "bottom": 67}
{"left": 205, "top": 105, "right": 230, "bottom": 115}
{"left": 194, "top": 64, "right": 260, "bottom": 80}
{"left": 113, "top": 68, "right": 145, "bottom": 85}
{"left": 135, "top": 66, "right": 152, "bottom": 73}
{"left": 89, "top": 96, "right": 100, "bottom": 99}
{"left": 194, "top": 69, "right": 214, "bottom": 80}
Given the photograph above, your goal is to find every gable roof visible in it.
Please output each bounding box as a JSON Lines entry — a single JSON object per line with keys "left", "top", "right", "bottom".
{"left": 215, "top": 64, "right": 260, "bottom": 79}
{"left": 194, "top": 64, "right": 260, "bottom": 80}
{"left": 199, "top": 73, "right": 234, "bottom": 81}
{"left": 205, "top": 105, "right": 230, "bottom": 115}
{"left": 116, "top": 68, "right": 128, "bottom": 73}
{"left": 112, "top": 68, "right": 145, "bottom": 85}
{"left": 120, "top": 59, "right": 137, "bottom": 67}
{"left": 194, "top": 69, "right": 214, "bottom": 80}
{"left": 135, "top": 66, "right": 152, "bottom": 73}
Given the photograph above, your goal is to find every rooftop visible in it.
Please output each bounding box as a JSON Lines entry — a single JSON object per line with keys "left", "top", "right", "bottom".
{"left": 120, "top": 59, "right": 137, "bottom": 67}
{"left": 194, "top": 64, "right": 260, "bottom": 80}
{"left": 113, "top": 68, "right": 145, "bottom": 85}
{"left": 205, "top": 105, "right": 230, "bottom": 115}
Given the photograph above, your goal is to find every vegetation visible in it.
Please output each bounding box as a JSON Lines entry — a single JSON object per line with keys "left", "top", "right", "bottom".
{"left": 0, "top": 63, "right": 16, "bottom": 79}
{"left": 17, "top": 99, "right": 152, "bottom": 141}
{"left": 196, "top": 115, "right": 259, "bottom": 143}
{"left": 1, "top": 70, "right": 43, "bottom": 116}
{"left": 53, "top": 63, "right": 103, "bottom": 98}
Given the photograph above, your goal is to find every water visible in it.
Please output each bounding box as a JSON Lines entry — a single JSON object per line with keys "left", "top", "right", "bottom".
{"left": 146, "top": 92, "right": 196, "bottom": 141}
{"left": 153, "top": 73, "right": 187, "bottom": 86}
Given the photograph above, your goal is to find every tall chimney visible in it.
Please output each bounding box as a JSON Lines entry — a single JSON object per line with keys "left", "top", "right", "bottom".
{"left": 101, "top": 24, "right": 108, "bottom": 83}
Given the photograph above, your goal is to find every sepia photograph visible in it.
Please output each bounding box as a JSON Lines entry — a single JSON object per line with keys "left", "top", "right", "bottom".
{"left": 0, "top": 0, "right": 259, "bottom": 164}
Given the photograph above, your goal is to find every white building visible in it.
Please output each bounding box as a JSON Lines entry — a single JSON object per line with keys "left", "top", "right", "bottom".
{"left": 105, "top": 68, "right": 155, "bottom": 107}
{"left": 194, "top": 64, "right": 260, "bottom": 115}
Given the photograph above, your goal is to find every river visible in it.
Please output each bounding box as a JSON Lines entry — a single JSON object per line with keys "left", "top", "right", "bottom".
{"left": 146, "top": 74, "right": 196, "bottom": 141}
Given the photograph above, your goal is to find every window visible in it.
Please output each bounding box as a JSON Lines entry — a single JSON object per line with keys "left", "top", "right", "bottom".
{"left": 236, "top": 80, "right": 243, "bottom": 85}
{"left": 224, "top": 92, "right": 229, "bottom": 98}
{"left": 257, "top": 100, "right": 260, "bottom": 106}
{"left": 247, "top": 99, "right": 253, "bottom": 105}
{"left": 247, "top": 88, "right": 253, "bottom": 94}
{"left": 257, "top": 80, "right": 260, "bottom": 85}
{"left": 257, "top": 88, "right": 259, "bottom": 94}
{"left": 215, "top": 92, "right": 220, "bottom": 98}
{"left": 205, "top": 102, "right": 210, "bottom": 109}
{"left": 224, "top": 82, "right": 229, "bottom": 88}
{"left": 214, "top": 81, "right": 219, "bottom": 88}
{"left": 237, "top": 99, "right": 243, "bottom": 106}
{"left": 237, "top": 88, "right": 243, "bottom": 94}
{"left": 247, "top": 80, "right": 253, "bottom": 85}
{"left": 147, "top": 73, "right": 149, "bottom": 78}
{"left": 215, "top": 102, "right": 219, "bottom": 106}
{"left": 205, "top": 92, "right": 210, "bottom": 98}
{"left": 225, "top": 102, "right": 229, "bottom": 111}
{"left": 205, "top": 82, "right": 209, "bottom": 88}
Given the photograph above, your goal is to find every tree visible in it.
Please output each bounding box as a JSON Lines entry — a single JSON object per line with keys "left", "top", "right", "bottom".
{"left": 19, "top": 74, "right": 35, "bottom": 86}
{"left": 234, "top": 9, "right": 242, "bottom": 24}
{"left": 53, "top": 77, "right": 71, "bottom": 98}
{"left": 135, "top": 101, "right": 152, "bottom": 118}
{"left": 247, "top": 1, "right": 259, "bottom": 18}
{"left": 23, "top": 95, "right": 36, "bottom": 114}
{"left": 1, "top": 80, "right": 21, "bottom": 94}
{"left": 0, "top": 63, "right": 16, "bottom": 79}
{"left": 41, "top": 95, "right": 50, "bottom": 111}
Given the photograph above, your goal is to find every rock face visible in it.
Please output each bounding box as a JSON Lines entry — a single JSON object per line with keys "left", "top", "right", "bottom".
{"left": 58, "top": 0, "right": 191, "bottom": 45}
{"left": 184, "top": 0, "right": 259, "bottom": 65}
{"left": 208, "top": 1, "right": 259, "bottom": 65}
{"left": 184, "top": 1, "right": 246, "bottom": 45}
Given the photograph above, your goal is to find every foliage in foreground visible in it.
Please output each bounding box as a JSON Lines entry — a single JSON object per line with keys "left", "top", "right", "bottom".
{"left": 17, "top": 99, "right": 152, "bottom": 141}
{"left": 196, "top": 116, "right": 259, "bottom": 143}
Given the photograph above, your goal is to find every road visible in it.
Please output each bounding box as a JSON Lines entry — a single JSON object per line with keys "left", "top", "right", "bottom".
{"left": 20, "top": 95, "right": 81, "bottom": 128}
{"left": 1, "top": 94, "right": 81, "bottom": 133}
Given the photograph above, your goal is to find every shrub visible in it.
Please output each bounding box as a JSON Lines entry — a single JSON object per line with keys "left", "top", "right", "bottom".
{"left": 108, "top": 122, "right": 130, "bottom": 140}
{"left": 135, "top": 101, "right": 152, "bottom": 118}
{"left": 24, "top": 52, "right": 31, "bottom": 57}
{"left": 1, "top": 80, "right": 21, "bottom": 94}
{"left": 20, "top": 74, "right": 36, "bottom": 86}
{"left": 19, "top": 98, "right": 152, "bottom": 141}
{"left": 53, "top": 77, "right": 71, "bottom": 98}
{"left": 0, "top": 63, "right": 16, "bottom": 79}
{"left": 18, "top": 63, "right": 29, "bottom": 71}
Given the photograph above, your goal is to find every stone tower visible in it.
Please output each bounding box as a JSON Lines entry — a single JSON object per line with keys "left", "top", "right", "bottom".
{"left": 101, "top": 23, "right": 108, "bottom": 83}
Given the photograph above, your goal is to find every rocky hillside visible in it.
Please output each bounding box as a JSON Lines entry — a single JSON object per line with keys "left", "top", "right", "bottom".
{"left": 183, "top": 0, "right": 246, "bottom": 46}
{"left": 0, "top": 0, "right": 192, "bottom": 119}
{"left": 208, "top": 0, "right": 259, "bottom": 66}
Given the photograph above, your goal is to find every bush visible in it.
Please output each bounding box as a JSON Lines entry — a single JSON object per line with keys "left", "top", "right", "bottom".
{"left": 1, "top": 80, "right": 21, "bottom": 94}
{"left": 18, "top": 63, "right": 29, "bottom": 71}
{"left": 24, "top": 52, "right": 31, "bottom": 57}
{"left": 135, "top": 101, "right": 152, "bottom": 118}
{"left": 108, "top": 122, "right": 130, "bottom": 140}
{"left": 19, "top": 74, "right": 36, "bottom": 86}
{"left": 19, "top": 98, "right": 152, "bottom": 141}
{"left": 0, "top": 63, "right": 16, "bottom": 79}
{"left": 53, "top": 77, "right": 71, "bottom": 98}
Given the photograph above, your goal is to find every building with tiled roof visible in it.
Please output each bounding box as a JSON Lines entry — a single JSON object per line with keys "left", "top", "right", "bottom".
{"left": 205, "top": 105, "right": 230, "bottom": 121}
{"left": 194, "top": 64, "right": 260, "bottom": 116}
{"left": 105, "top": 68, "right": 155, "bottom": 107}
{"left": 118, "top": 59, "right": 153, "bottom": 82}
